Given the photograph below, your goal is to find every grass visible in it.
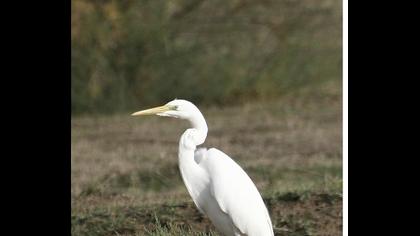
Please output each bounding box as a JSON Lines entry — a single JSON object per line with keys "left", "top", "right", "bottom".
{"left": 71, "top": 80, "right": 342, "bottom": 235}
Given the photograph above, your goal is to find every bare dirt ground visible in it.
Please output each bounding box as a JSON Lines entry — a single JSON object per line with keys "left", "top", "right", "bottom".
{"left": 71, "top": 82, "right": 342, "bottom": 235}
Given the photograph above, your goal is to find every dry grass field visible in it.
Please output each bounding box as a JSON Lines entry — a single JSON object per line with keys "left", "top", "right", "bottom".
{"left": 71, "top": 82, "right": 342, "bottom": 235}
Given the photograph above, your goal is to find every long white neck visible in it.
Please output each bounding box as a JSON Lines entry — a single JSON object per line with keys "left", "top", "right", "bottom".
{"left": 179, "top": 108, "right": 208, "bottom": 156}
{"left": 178, "top": 109, "right": 209, "bottom": 200}
{"left": 187, "top": 109, "right": 208, "bottom": 145}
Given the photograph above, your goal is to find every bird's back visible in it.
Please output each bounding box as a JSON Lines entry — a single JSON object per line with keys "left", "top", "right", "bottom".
{"left": 197, "top": 148, "right": 274, "bottom": 236}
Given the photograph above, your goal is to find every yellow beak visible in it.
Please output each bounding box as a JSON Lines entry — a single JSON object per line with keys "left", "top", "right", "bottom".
{"left": 131, "top": 105, "right": 171, "bottom": 116}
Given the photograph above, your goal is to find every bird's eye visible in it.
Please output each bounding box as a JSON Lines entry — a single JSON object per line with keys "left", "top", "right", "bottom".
{"left": 170, "top": 105, "right": 178, "bottom": 110}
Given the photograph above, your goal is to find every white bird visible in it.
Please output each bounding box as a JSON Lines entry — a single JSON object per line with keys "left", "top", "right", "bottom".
{"left": 132, "top": 99, "right": 274, "bottom": 236}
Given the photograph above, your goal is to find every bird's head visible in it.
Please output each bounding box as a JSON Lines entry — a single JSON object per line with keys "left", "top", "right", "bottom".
{"left": 131, "top": 99, "right": 199, "bottom": 120}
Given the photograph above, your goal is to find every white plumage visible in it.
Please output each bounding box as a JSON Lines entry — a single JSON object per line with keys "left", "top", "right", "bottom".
{"left": 132, "top": 99, "right": 274, "bottom": 236}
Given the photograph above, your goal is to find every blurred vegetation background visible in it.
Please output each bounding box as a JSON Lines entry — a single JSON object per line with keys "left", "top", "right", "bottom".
{"left": 71, "top": 0, "right": 342, "bottom": 115}
{"left": 72, "top": 1, "right": 342, "bottom": 234}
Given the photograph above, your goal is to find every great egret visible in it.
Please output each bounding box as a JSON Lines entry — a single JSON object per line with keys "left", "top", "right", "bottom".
{"left": 132, "top": 99, "right": 274, "bottom": 236}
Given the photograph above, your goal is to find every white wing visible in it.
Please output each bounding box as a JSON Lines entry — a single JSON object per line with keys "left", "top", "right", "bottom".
{"left": 199, "top": 148, "right": 274, "bottom": 236}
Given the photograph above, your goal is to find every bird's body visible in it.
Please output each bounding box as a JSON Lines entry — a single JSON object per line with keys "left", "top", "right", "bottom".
{"left": 132, "top": 99, "right": 274, "bottom": 236}
{"left": 194, "top": 148, "right": 273, "bottom": 235}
